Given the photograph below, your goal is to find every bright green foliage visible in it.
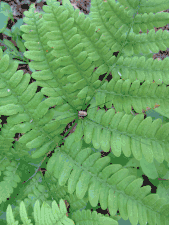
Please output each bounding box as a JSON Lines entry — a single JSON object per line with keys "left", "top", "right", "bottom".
{"left": 1, "top": 0, "right": 169, "bottom": 224}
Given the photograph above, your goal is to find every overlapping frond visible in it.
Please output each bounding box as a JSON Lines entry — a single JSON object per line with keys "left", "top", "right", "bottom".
{"left": 1, "top": 0, "right": 169, "bottom": 224}
{"left": 6, "top": 198, "right": 75, "bottom": 225}
{"left": 0, "top": 45, "right": 76, "bottom": 160}
{"left": 46, "top": 133, "right": 169, "bottom": 225}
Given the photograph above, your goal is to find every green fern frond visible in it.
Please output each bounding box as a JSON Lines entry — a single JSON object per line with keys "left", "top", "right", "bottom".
{"left": 1, "top": 0, "right": 169, "bottom": 224}
{"left": 46, "top": 133, "right": 169, "bottom": 224}
{"left": 6, "top": 198, "right": 75, "bottom": 225}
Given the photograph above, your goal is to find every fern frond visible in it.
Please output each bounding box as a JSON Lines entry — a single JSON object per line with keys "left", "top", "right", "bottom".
{"left": 76, "top": 104, "right": 169, "bottom": 164}
{"left": 71, "top": 208, "right": 118, "bottom": 225}
{"left": 1, "top": 0, "right": 169, "bottom": 224}
{"left": 46, "top": 133, "right": 169, "bottom": 224}
{"left": 0, "top": 161, "right": 21, "bottom": 204}
{"left": 6, "top": 198, "right": 75, "bottom": 225}
{"left": 86, "top": 78, "right": 169, "bottom": 113}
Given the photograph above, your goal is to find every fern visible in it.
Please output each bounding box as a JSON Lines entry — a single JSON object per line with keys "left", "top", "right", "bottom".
{"left": 0, "top": 0, "right": 169, "bottom": 224}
